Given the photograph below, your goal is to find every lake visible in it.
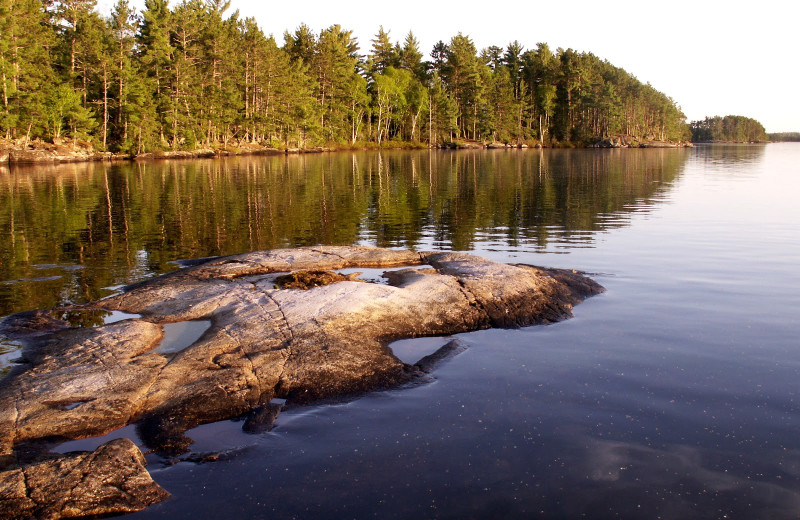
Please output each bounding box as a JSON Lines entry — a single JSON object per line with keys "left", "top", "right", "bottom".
{"left": 1, "top": 145, "right": 799, "bottom": 518}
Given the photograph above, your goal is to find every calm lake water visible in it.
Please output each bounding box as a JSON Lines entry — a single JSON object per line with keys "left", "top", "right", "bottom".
{"left": 2, "top": 145, "right": 799, "bottom": 518}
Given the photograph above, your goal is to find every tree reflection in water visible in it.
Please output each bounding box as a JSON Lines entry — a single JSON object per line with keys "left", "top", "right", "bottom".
{"left": 0, "top": 149, "right": 691, "bottom": 316}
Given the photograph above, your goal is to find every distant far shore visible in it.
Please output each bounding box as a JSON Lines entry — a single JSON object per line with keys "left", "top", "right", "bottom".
{"left": 691, "top": 141, "right": 770, "bottom": 145}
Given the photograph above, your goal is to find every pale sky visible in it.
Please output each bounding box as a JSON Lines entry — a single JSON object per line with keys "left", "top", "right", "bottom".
{"left": 97, "top": 0, "right": 799, "bottom": 132}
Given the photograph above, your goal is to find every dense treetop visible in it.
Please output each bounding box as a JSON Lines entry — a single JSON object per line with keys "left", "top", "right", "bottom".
{"left": 690, "top": 115, "right": 767, "bottom": 143}
{"left": 1, "top": 0, "right": 691, "bottom": 152}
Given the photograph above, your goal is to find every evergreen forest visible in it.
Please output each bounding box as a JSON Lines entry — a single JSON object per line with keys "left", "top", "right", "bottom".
{"left": 768, "top": 132, "right": 800, "bottom": 142}
{"left": 1, "top": 0, "right": 692, "bottom": 153}
{"left": 690, "top": 115, "right": 767, "bottom": 143}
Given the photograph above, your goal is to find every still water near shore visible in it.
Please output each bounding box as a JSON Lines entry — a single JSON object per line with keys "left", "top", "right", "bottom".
{"left": 0, "top": 148, "right": 684, "bottom": 317}
{"left": 2, "top": 145, "right": 800, "bottom": 518}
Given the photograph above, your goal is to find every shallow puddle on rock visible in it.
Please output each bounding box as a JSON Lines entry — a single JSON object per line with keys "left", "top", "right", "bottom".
{"left": 155, "top": 320, "right": 212, "bottom": 354}
{"left": 48, "top": 308, "right": 142, "bottom": 328}
{"left": 0, "top": 337, "right": 23, "bottom": 376}
{"left": 102, "top": 310, "right": 141, "bottom": 324}
{"left": 53, "top": 424, "right": 144, "bottom": 454}
{"left": 337, "top": 265, "right": 432, "bottom": 284}
{"left": 183, "top": 420, "right": 261, "bottom": 454}
{"left": 1, "top": 311, "right": 141, "bottom": 375}
{"left": 388, "top": 336, "right": 454, "bottom": 364}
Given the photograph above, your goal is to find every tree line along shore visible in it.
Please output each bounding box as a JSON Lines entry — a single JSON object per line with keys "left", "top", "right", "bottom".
{"left": 689, "top": 115, "right": 768, "bottom": 143}
{"left": 0, "top": 0, "right": 703, "bottom": 160}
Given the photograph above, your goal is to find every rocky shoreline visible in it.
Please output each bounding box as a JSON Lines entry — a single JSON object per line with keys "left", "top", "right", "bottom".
{"left": 588, "top": 135, "right": 694, "bottom": 148}
{"left": 0, "top": 247, "right": 603, "bottom": 519}
{"left": 0, "top": 136, "right": 692, "bottom": 165}
{"left": 0, "top": 138, "right": 307, "bottom": 164}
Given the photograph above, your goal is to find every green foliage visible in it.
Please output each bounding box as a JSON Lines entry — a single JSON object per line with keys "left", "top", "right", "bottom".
{"left": 314, "top": 25, "right": 361, "bottom": 143}
{"left": 691, "top": 115, "right": 767, "bottom": 143}
{"left": 44, "top": 83, "right": 97, "bottom": 139}
{"left": 0, "top": 0, "right": 57, "bottom": 139}
{"left": 768, "top": 132, "right": 800, "bottom": 142}
{"left": 0, "top": 3, "right": 689, "bottom": 150}
{"left": 428, "top": 73, "right": 458, "bottom": 144}
{"left": 368, "top": 26, "right": 397, "bottom": 76}
{"left": 373, "top": 66, "right": 423, "bottom": 143}
{"left": 441, "top": 33, "right": 486, "bottom": 140}
{"left": 398, "top": 32, "right": 425, "bottom": 82}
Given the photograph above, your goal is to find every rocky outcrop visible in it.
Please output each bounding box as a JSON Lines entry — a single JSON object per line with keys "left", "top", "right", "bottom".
{"left": 0, "top": 246, "right": 603, "bottom": 453}
{"left": 637, "top": 140, "right": 694, "bottom": 148}
{"left": 0, "top": 439, "right": 169, "bottom": 520}
{"left": 0, "top": 136, "right": 693, "bottom": 165}
{"left": 0, "top": 246, "right": 602, "bottom": 518}
{"left": 589, "top": 135, "right": 694, "bottom": 149}
{"left": 132, "top": 149, "right": 215, "bottom": 160}
{"left": 2, "top": 138, "right": 111, "bottom": 163}
{"left": 0, "top": 137, "right": 326, "bottom": 165}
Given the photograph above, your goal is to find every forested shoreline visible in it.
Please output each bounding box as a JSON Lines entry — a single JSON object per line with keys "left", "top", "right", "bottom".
{"left": 689, "top": 115, "right": 768, "bottom": 143}
{"left": 1, "top": 0, "right": 692, "bottom": 155}
{"left": 768, "top": 132, "right": 800, "bottom": 142}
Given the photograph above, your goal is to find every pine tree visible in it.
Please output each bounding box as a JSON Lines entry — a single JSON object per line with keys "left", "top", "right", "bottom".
{"left": 54, "top": 0, "right": 98, "bottom": 75}
{"left": 314, "top": 25, "right": 361, "bottom": 143}
{"left": 503, "top": 41, "right": 524, "bottom": 100}
{"left": 398, "top": 31, "right": 425, "bottom": 82}
{"left": 198, "top": 0, "right": 242, "bottom": 146}
{"left": 283, "top": 24, "right": 316, "bottom": 64}
{"left": 169, "top": 0, "right": 204, "bottom": 148}
{"left": 108, "top": 0, "right": 138, "bottom": 147}
{"left": 138, "top": 0, "right": 173, "bottom": 148}
{"left": 0, "top": 0, "right": 57, "bottom": 140}
{"left": 521, "top": 43, "right": 557, "bottom": 143}
{"left": 368, "top": 26, "right": 397, "bottom": 76}
{"left": 427, "top": 72, "right": 458, "bottom": 145}
{"left": 442, "top": 34, "right": 485, "bottom": 140}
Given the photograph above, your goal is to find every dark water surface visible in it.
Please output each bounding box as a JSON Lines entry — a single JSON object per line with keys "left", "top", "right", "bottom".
{"left": 2, "top": 145, "right": 800, "bottom": 518}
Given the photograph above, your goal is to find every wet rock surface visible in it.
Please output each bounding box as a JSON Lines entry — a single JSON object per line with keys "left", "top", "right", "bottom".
{"left": 0, "top": 246, "right": 603, "bottom": 518}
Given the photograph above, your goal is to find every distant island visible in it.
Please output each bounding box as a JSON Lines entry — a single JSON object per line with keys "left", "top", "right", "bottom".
{"left": 768, "top": 132, "right": 800, "bottom": 142}
{"left": 690, "top": 115, "right": 768, "bottom": 143}
{"left": 1, "top": 0, "right": 692, "bottom": 159}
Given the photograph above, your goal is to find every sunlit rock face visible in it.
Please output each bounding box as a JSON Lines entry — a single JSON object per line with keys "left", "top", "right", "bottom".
{"left": 0, "top": 438, "right": 169, "bottom": 520}
{"left": 0, "top": 246, "right": 602, "bottom": 518}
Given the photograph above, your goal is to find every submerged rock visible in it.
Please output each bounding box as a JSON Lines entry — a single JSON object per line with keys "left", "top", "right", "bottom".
{"left": 242, "top": 401, "right": 284, "bottom": 434}
{"left": 0, "top": 246, "right": 603, "bottom": 517}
